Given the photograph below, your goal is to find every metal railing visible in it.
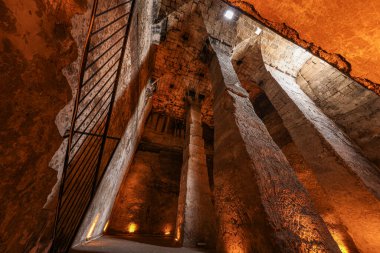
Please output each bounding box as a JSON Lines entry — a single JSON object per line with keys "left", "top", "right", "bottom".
{"left": 50, "top": 0, "right": 136, "bottom": 252}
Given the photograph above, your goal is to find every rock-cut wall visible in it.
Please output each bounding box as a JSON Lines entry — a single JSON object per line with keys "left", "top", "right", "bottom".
{"left": 0, "top": 1, "right": 91, "bottom": 252}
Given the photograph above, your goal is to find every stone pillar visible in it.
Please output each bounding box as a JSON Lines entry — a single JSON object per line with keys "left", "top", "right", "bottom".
{"left": 175, "top": 95, "right": 216, "bottom": 248}
{"left": 208, "top": 39, "right": 340, "bottom": 253}
{"left": 260, "top": 66, "right": 380, "bottom": 252}
{"left": 230, "top": 38, "right": 380, "bottom": 252}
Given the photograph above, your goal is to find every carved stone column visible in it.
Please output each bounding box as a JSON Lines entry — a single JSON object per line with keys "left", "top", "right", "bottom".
{"left": 208, "top": 39, "right": 339, "bottom": 253}
{"left": 175, "top": 92, "right": 216, "bottom": 248}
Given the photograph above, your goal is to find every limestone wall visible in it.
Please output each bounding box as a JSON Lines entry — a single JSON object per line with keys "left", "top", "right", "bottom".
{"left": 298, "top": 58, "right": 380, "bottom": 167}
{"left": 0, "top": 1, "right": 91, "bottom": 252}
{"left": 72, "top": 0, "right": 156, "bottom": 246}
{"left": 108, "top": 112, "right": 184, "bottom": 237}
{"left": 252, "top": 91, "right": 360, "bottom": 253}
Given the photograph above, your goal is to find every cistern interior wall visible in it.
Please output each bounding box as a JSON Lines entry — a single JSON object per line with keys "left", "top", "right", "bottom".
{"left": 0, "top": 0, "right": 380, "bottom": 252}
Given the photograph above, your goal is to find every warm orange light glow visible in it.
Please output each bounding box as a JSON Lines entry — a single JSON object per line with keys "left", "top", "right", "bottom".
{"left": 128, "top": 223, "right": 137, "bottom": 233}
{"left": 338, "top": 244, "right": 349, "bottom": 253}
{"left": 86, "top": 213, "right": 100, "bottom": 240}
{"left": 329, "top": 229, "right": 350, "bottom": 253}
{"left": 163, "top": 224, "right": 172, "bottom": 236}
{"left": 103, "top": 220, "right": 109, "bottom": 233}
{"left": 175, "top": 227, "right": 181, "bottom": 241}
{"left": 335, "top": 237, "right": 349, "bottom": 253}
{"left": 226, "top": 245, "right": 246, "bottom": 253}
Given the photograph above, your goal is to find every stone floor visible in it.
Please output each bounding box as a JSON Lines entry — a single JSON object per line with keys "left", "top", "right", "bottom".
{"left": 71, "top": 236, "right": 211, "bottom": 253}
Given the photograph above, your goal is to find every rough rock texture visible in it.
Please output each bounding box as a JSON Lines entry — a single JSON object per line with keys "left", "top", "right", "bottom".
{"left": 3, "top": 0, "right": 380, "bottom": 252}
{"left": 263, "top": 67, "right": 380, "bottom": 252}
{"left": 264, "top": 67, "right": 380, "bottom": 196}
{"left": 73, "top": 82, "right": 152, "bottom": 246}
{"left": 107, "top": 112, "right": 183, "bottom": 237}
{"left": 298, "top": 58, "right": 380, "bottom": 167}
{"left": 151, "top": 0, "right": 244, "bottom": 126}
{"left": 175, "top": 100, "right": 216, "bottom": 248}
{"left": 45, "top": 6, "right": 139, "bottom": 249}
{"left": 232, "top": 35, "right": 380, "bottom": 194}
{"left": 209, "top": 40, "right": 339, "bottom": 253}
{"left": 231, "top": 36, "right": 380, "bottom": 252}
{"left": 253, "top": 92, "right": 360, "bottom": 253}
{"left": 224, "top": 0, "right": 380, "bottom": 95}
{"left": 73, "top": 0, "right": 156, "bottom": 245}
{"left": 0, "top": 0, "right": 89, "bottom": 252}
{"left": 282, "top": 143, "right": 362, "bottom": 253}
{"left": 155, "top": 0, "right": 188, "bottom": 20}
{"left": 152, "top": 1, "right": 214, "bottom": 125}
{"left": 109, "top": 150, "right": 182, "bottom": 236}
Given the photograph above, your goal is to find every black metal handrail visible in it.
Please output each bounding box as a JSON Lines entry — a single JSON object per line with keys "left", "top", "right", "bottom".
{"left": 50, "top": 0, "right": 135, "bottom": 252}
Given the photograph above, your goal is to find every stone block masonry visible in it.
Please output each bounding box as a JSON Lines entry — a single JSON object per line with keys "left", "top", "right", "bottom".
{"left": 262, "top": 66, "right": 380, "bottom": 252}
{"left": 175, "top": 96, "right": 216, "bottom": 248}
{"left": 208, "top": 39, "right": 339, "bottom": 253}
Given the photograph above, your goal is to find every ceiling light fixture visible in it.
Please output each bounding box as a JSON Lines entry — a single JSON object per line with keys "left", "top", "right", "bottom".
{"left": 224, "top": 10, "right": 234, "bottom": 20}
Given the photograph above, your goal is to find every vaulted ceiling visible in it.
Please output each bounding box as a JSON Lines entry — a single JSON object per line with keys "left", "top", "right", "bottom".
{"left": 225, "top": 0, "right": 380, "bottom": 95}
{"left": 157, "top": 0, "right": 380, "bottom": 95}
{"left": 151, "top": 0, "right": 380, "bottom": 127}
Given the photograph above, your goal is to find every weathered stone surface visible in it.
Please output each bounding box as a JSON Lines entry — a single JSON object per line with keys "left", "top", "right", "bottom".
{"left": 224, "top": 0, "right": 380, "bottom": 95}
{"left": 109, "top": 149, "right": 182, "bottom": 236}
{"left": 262, "top": 67, "right": 380, "bottom": 252}
{"left": 3, "top": 0, "right": 380, "bottom": 251}
{"left": 233, "top": 36, "right": 380, "bottom": 196}
{"left": 209, "top": 40, "right": 339, "bottom": 252}
{"left": 264, "top": 67, "right": 380, "bottom": 192}
{"left": 73, "top": 86, "right": 152, "bottom": 245}
{"left": 0, "top": 0, "right": 90, "bottom": 251}
{"left": 281, "top": 143, "right": 361, "bottom": 253}
{"left": 298, "top": 58, "right": 380, "bottom": 168}
{"left": 231, "top": 36, "right": 380, "bottom": 252}
{"left": 73, "top": 0, "right": 156, "bottom": 245}
{"left": 152, "top": 1, "right": 214, "bottom": 125}
{"left": 176, "top": 101, "right": 216, "bottom": 248}
{"left": 252, "top": 91, "right": 360, "bottom": 253}
{"left": 106, "top": 111, "right": 184, "bottom": 238}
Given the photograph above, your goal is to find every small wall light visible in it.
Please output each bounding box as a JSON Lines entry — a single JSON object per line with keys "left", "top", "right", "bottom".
{"left": 86, "top": 214, "right": 99, "bottom": 240}
{"left": 128, "top": 223, "right": 137, "bottom": 233}
{"left": 255, "top": 27, "right": 262, "bottom": 35}
{"left": 224, "top": 10, "right": 234, "bottom": 20}
{"left": 163, "top": 224, "right": 172, "bottom": 236}
{"left": 103, "top": 220, "right": 109, "bottom": 233}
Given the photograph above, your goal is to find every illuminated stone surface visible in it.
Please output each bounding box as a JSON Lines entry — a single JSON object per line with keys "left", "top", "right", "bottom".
{"left": 251, "top": 93, "right": 361, "bottom": 253}
{"left": 176, "top": 99, "right": 216, "bottom": 247}
{"left": 107, "top": 112, "right": 184, "bottom": 236}
{"left": 232, "top": 35, "right": 380, "bottom": 253}
{"left": 209, "top": 40, "right": 339, "bottom": 252}
{"left": 1, "top": 0, "right": 380, "bottom": 252}
{"left": 225, "top": 0, "right": 380, "bottom": 95}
